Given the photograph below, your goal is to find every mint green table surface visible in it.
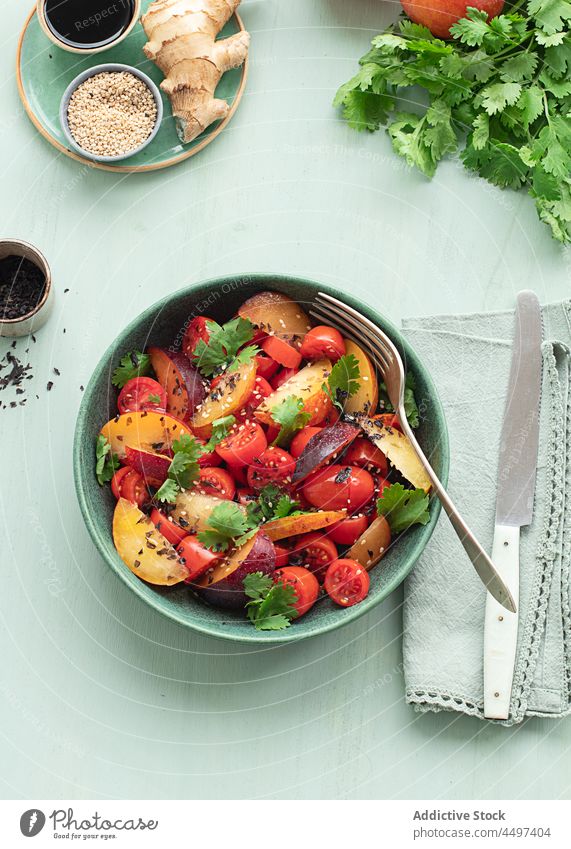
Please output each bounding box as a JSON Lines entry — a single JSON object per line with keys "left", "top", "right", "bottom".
{"left": 2, "top": 0, "right": 570, "bottom": 801}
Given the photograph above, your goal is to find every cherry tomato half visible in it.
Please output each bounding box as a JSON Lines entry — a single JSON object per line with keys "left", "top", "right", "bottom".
{"left": 328, "top": 515, "right": 369, "bottom": 546}
{"left": 228, "top": 463, "right": 249, "bottom": 486}
{"left": 198, "top": 467, "right": 236, "bottom": 500}
{"left": 111, "top": 466, "right": 132, "bottom": 499}
{"left": 237, "top": 376, "right": 273, "bottom": 419}
{"left": 270, "top": 367, "right": 298, "bottom": 391}
{"left": 150, "top": 508, "right": 188, "bottom": 546}
{"left": 255, "top": 353, "right": 280, "bottom": 381}
{"left": 182, "top": 316, "right": 214, "bottom": 358}
{"left": 274, "top": 545, "right": 291, "bottom": 569}
{"left": 344, "top": 437, "right": 389, "bottom": 476}
{"left": 119, "top": 469, "right": 147, "bottom": 508}
{"left": 302, "top": 464, "right": 375, "bottom": 512}
{"left": 290, "top": 426, "right": 323, "bottom": 459}
{"left": 196, "top": 439, "right": 222, "bottom": 468}
{"left": 291, "top": 532, "right": 338, "bottom": 583}
{"left": 261, "top": 336, "right": 302, "bottom": 370}
{"left": 324, "top": 558, "right": 370, "bottom": 607}
{"left": 274, "top": 566, "right": 319, "bottom": 617}
{"left": 300, "top": 325, "right": 345, "bottom": 363}
{"left": 215, "top": 421, "right": 268, "bottom": 467}
{"left": 177, "top": 535, "right": 221, "bottom": 583}
{"left": 117, "top": 377, "right": 167, "bottom": 414}
{"left": 247, "top": 446, "right": 296, "bottom": 490}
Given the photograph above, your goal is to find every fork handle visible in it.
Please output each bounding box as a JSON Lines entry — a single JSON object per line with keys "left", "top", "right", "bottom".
{"left": 398, "top": 407, "right": 517, "bottom": 614}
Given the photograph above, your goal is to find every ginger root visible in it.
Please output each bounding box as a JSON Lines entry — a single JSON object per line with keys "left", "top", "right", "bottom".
{"left": 141, "top": 0, "right": 250, "bottom": 144}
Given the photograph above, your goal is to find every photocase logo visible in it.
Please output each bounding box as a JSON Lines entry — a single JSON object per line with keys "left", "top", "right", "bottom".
{"left": 19, "top": 809, "right": 46, "bottom": 837}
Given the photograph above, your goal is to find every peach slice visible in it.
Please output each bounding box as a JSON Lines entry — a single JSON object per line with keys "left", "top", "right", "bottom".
{"left": 359, "top": 418, "right": 432, "bottom": 492}
{"left": 171, "top": 491, "right": 247, "bottom": 534}
{"left": 343, "top": 339, "right": 379, "bottom": 415}
{"left": 112, "top": 498, "right": 188, "bottom": 586}
{"left": 100, "top": 411, "right": 192, "bottom": 461}
{"left": 148, "top": 347, "right": 206, "bottom": 421}
{"left": 263, "top": 509, "right": 346, "bottom": 541}
{"left": 238, "top": 291, "right": 311, "bottom": 343}
{"left": 348, "top": 515, "right": 392, "bottom": 570}
{"left": 190, "top": 359, "right": 257, "bottom": 438}
{"left": 124, "top": 445, "right": 171, "bottom": 487}
{"left": 255, "top": 359, "right": 333, "bottom": 427}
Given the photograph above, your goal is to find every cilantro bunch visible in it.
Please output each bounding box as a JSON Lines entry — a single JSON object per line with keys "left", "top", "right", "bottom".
{"left": 335, "top": 4, "right": 571, "bottom": 242}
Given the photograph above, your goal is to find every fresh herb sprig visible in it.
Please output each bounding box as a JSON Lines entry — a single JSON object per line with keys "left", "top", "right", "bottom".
{"left": 95, "top": 435, "right": 120, "bottom": 486}
{"left": 192, "top": 317, "right": 258, "bottom": 377}
{"left": 244, "top": 572, "right": 299, "bottom": 631}
{"left": 112, "top": 351, "right": 151, "bottom": 388}
{"left": 246, "top": 484, "right": 304, "bottom": 524}
{"left": 270, "top": 395, "right": 311, "bottom": 447}
{"left": 335, "top": 6, "right": 571, "bottom": 242}
{"left": 156, "top": 434, "right": 203, "bottom": 502}
{"left": 377, "top": 482, "right": 430, "bottom": 533}
{"left": 198, "top": 502, "right": 258, "bottom": 552}
{"left": 324, "top": 354, "right": 361, "bottom": 410}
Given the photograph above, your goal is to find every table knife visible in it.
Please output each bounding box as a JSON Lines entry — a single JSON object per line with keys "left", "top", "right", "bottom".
{"left": 483, "top": 291, "right": 542, "bottom": 720}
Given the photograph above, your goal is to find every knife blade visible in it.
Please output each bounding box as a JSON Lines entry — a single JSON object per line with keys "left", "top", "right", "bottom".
{"left": 484, "top": 290, "right": 542, "bottom": 719}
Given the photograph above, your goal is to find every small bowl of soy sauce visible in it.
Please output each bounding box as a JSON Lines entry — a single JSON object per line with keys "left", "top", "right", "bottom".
{"left": 37, "top": 0, "right": 141, "bottom": 55}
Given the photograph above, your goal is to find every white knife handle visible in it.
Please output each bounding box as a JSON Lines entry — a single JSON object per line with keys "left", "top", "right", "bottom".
{"left": 483, "top": 524, "right": 520, "bottom": 719}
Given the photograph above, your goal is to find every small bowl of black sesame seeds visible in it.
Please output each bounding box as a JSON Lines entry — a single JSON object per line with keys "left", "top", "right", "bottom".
{"left": 0, "top": 239, "right": 54, "bottom": 338}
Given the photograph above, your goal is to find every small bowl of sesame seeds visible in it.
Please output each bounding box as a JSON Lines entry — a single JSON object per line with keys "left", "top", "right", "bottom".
{"left": 59, "top": 64, "right": 163, "bottom": 163}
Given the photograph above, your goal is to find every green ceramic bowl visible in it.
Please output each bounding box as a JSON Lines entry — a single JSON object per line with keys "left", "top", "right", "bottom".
{"left": 73, "top": 274, "right": 449, "bottom": 643}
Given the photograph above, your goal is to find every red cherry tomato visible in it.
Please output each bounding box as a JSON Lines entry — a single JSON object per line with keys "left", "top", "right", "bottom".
{"left": 265, "top": 424, "right": 281, "bottom": 444}
{"left": 198, "top": 467, "right": 236, "bottom": 500}
{"left": 274, "top": 545, "right": 291, "bottom": 569}
{"left": 117, "top": 377, "right": 167, "bottom": 414}
{"left": 290, "top": 426, "right": 323, "bottom": 459}
{"left": 119, "top": 469, "right": 147, "bottom": 508}
{"left": 324, "top": 558, "right": 370, "bottom": 607}
{"left": 228, "top": 463, "right": 249, "bottom": 486}
{"left": 255, "top": 353, "right": 280, "bottom": 381}
{"left": 196, "top": 439, "right": 222, "bottom": 467}
{"left": 328, "top": 515, "right": 369, "bottom": 546}
{"left": 237, "top": 376, "right": 273, "bottom": 419}
{"left": 270, "top": 367, "right": 298, "bottom": 391}
{"left": 261, "top": 336, "right": 302, "bottom": 369}
{"left": 247, "top": 446, "right": 296, "bottom": 490}
{"left": 176, "top": 535, "right": 221, "bottom": 582}
{"left": 111, "top": 466, "right": 132, "bottom": 499}
{"left": 302, "top": 464, "right": 375, "bottom": 512}
{"left": 215, "top": 421, "right": 267, "bottom": 467}
{"left": 274, "top": 566, "right": 319, "bottom": 617}
{"left": 300, "top": 325, "right": 345, "bottom": 362}
{"left": 150, "top": 508, "right": 188, "bottom": 546}
{"left": 291, "top": 532, "right": 338, "bottom": 583}
{"left": 237, "top": 487, "right": 257, "bottom": 506}
{"left": 344, "top": 437, "right": 389, "bottom": 476}
{"left": 182, "top": 316, "right": 214, "bottom": 358}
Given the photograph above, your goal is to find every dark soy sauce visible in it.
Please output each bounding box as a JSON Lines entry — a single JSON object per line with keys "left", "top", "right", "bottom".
{"left": 44, "top": 0, "right": 136, "bottom": 49}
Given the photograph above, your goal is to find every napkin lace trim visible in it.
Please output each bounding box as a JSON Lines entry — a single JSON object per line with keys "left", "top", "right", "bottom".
{"left": 511, "top": 343, "right": 566, "bottom": 722}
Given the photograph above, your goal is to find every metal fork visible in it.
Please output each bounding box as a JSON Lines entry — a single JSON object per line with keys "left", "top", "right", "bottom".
{"left": 311, "top": 292, "right": 517, "bottom": 613}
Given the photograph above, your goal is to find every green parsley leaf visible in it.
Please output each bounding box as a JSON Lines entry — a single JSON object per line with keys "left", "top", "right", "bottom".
{"left": 192, "top": 317, "right": 255, "bottom": 377}
{"left": 111, "top": 351, "right": 151, "bottom": 389}
{"left": 244, "top": 572, "right": 298, "bottom": 631}
{"left": 324, "top": 354, "right": 361, "bottom": 411}
{"left": 378, "top": 372, "right": 420, "bottom": 428}
{"left": 271, "top": 395, "right": 311, "bottom": 447}
{"left": 377, "top": 483, "right": 430, "bottom": 534}
{"left": 198, "top": 502, "right": 258, "bottom": 552}
{"left": 95, "top": 435, "right": 120, "bottom": 486}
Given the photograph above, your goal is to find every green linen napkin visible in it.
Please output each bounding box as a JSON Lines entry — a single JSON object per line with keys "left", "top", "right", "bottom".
{"left": 402, "top": 301, "right": 571, "bottom": 725}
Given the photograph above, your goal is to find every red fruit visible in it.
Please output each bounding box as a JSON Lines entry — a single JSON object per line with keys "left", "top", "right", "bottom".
{"left": 400, "top": 0, "right": 504, "bottom": 39}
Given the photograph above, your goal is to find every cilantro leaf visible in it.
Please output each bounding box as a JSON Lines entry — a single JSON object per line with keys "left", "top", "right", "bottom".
{"left": 203, "top": 415, "right": 236, "bottom": 453}
{"left": 246, "top": 485, "right": 302, "bottom": 524}
{"left": 271, "top": 395, "right": 311, "bottom": 447}
{"left": 192, "top": 317, "right": 255, "bottom": 377}
{"left": 147, "top": 393, "right": 162, "bottom": 404}
{"left": 377, "top": 483, "right": 430, "bottom": 534}
{"left": 378, "top": 372, "right": 420, "bottom": 428}
{"left": 244, "top": 572, "right": 298, "bottom": 631}
{"left": 228, "top": 345, "right": 259, "bottom": 372}
{"left": 95, "top": 435, "right": 120, "bottom": 486}
{"left": 198, "top": 502, "right": 257, "bottom": 552}
{"left": 324, "top": 354, "right": 361, "bottom": 411}
{"left": 111, "top": 351, "right": 151, "bottom": 389}
{"left": 155, "top": 478, "right": 180, "bottom": 503}
{"left": 156, "top": 433, "right": 203, "bottom": 503}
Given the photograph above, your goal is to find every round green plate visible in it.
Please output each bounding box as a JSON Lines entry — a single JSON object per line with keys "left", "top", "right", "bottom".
{"left": 17, "top": 3, "right": 248, "bottom": 173}
{"left": 73, "top": 275, "right": 450, "bottom": 643}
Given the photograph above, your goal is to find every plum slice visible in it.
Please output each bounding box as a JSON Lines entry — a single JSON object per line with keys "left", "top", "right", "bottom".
{"left": 255, "top": 359, "right": 333, "bottom": 427}
{"left": 190, "top": 359, "right": 257, "bottom": 438}
{"left": 148, "top": 347, "right": 206, "bottom": 421}
{"left": 358, "top": 417, "right": 431, "bottom": 492}
{"left": 113, "top": 498, "right": 188, "bottom": 586}
{"left": 238, "top": 291, "right": 311, "bottom": 342}
{"left": 124, "top": 445, "right": 171, "bottom": 488}
{"left": 263, "top": 510, "right": 346, "bottom": 541}
{"left": 347, "top": 515, "right": 392, "bottom": 570}
{"left": 196, "top": 532, "right": 276, "bottom": 609}
{"left": 100, "top": 411, "right": 192, "bottom": 461}
{"left": 292, "top": 422, "right": 360, "bottom": 484}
